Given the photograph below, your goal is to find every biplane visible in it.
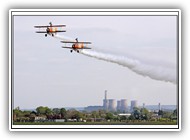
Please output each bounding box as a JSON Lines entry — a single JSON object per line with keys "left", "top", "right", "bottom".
{"left": 34, "top": 22, "right": 66, "bottom": 37}
{"left": 61, "top": 38, "right": 91, "bottom": 53}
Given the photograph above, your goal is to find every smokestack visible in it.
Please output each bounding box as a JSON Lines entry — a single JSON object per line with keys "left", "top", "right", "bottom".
{"left": 105, "top": 90, "right": 107, "bottom": 100}
{"left": 158, "top": 103, "right": 161, "bottom": 110}
{"left": 143, "top": 103, "right": 145, "bottom": 109}
{"left": 103, "top": 90, "right": 108, "bottom": 112}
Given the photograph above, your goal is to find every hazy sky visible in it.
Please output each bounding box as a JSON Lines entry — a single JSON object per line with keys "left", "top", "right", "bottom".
{"left": 13, "top": 13, "right": 178, "bottom": 109}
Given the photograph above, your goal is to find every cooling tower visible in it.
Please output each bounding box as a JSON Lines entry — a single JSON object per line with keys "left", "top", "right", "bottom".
{"left": 120, "top": 99, "right": 128, "bottom": 113}
{"left": 108, "top": 99, "right": 116, "bottom": 112}
{"left": 131, "top": 100, "right": 138, "bottom": 112}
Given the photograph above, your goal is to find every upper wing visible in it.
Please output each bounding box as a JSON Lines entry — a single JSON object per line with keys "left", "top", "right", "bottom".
{"left": 61, "top": 41, "right": 77, "bottom": 44}
{"left": 51, "top": 25, "right": 66, "bottom": 27}
{"left": 61, "top": 41, "right": 91, "bottom": 44}
{"left": 34, "top": 26, "right": 49, "bottom": 28}
{"left": 34, "top": 25, "right": 66, "bottom": 28}
{"left": 79, "top": 42, "right": 91, "bottom": 44}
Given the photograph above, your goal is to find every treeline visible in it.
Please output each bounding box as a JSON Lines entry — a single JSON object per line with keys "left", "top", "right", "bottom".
{"left": 13, "top": 106, "right": 83, "bottom": 122}
{"left": 13, "top": 106, "right": 177, "bottom": 123}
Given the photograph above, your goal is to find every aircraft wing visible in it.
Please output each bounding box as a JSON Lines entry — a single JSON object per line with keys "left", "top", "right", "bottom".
{"left": 78, "top": 41, "right": 91, "bottom": 44}
{"left": 51, "top": 25, "right": 66, "bottom": 27}
{"left": 62, "top": 46, "right": 73, "bottom": 49}
{"left": 55, "top": 30, "right": 66, "bottom": 32}
{"left": 61, "top": 41, "right": 77, "bottom": 43}
{"left": 34, "top": 25, "right": 66, "bottom": 28}
{"left": 83, "top": 47, "right": 91, "bottom": 49}
{"left": 34, "top": 26, "right": 49, "bottom": 28}
{"left": 35, "top": 30, "right": 66, "bottom": 33}
{"left": 75, "top": 47, "right": 91, "bottom": 49}
{"left": 35, "top": 31, "right": 47, "bottom": 33}
{"left": 61, "top": 41, "right": 91, "bottom": 44}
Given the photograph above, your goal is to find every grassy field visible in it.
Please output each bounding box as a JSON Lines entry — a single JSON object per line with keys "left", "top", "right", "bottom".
{"left": 13, "top": 121, "right": 177, "bottom": 125}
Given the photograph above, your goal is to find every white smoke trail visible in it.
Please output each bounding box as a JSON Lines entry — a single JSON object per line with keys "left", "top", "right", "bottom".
{"left": 80, "top": 50, "right": 176, "bottom": 84}
{"left": 54, "top": 34, "right": 75, "bottom": 42}
{"left": 52, "top": 34, "right": 176, "bottom": 84}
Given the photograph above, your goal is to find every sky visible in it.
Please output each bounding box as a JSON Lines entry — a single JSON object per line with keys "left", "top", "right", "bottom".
{"left": 13, "top": 13, "right": 178, "bottom": 109}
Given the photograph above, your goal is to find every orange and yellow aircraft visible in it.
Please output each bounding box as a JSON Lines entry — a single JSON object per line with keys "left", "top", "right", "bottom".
{"left": 61, "top": 38, "right": 91, "bottom": 53}
{"left": 34, "top": 22, "right": 66, "bottom": 37}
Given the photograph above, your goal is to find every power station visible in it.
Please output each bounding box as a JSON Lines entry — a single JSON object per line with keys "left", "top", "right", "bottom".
{"left": 84, "top": 90, "right": 164, "bottom": 113}
{"left": 103, "top": 90, "right": 128, "bottom": 113}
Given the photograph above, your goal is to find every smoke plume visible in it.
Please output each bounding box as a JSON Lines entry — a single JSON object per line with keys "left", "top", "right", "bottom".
{"left": 80, "top": 50, "right": 176, "bottom": 84}
{"left": 53, "top": 34, "right": 176, "bottom": 84}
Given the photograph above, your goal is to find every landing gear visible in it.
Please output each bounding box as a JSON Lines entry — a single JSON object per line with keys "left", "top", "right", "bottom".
{"left": 52, "top": 34, "right": 54, "bottom": 37}
{"left": 45, "top": 34, "right": 47, "bottom": 37}
{"left": 77, "top": 50, "right": 79, "bottom": 53}
{"left": 70, "top": 50, "right": 73, "bottom": 53}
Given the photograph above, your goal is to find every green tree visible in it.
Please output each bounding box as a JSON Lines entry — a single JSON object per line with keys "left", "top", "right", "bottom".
{"left": 23, "top": 110, "right": 32, "bottom": 117}
{"left": 13, "top": 108, "right": 23, "bottom": 118}
{"left": 36, "top": 106, "right": 52, "bottom": 115}
{"left": 128, "top": 115, "right": 135, "bottom": 121}
{"left": 133, "top": 107, "right": 141, "bottom": 120}
{"left": 158, "top": 110, "right": 164, "bottom": 116}
{"left": 162, "top": 111, "right": 172, "bottom": 119}
{"left": 52, "top": 108, "right": 60, "bottom": 114}
{"left": 60, "top": 108, "right": 67, "bottom": 118}
{"left": 105, "top": 112, "right": 114, "bottom": 121}
{"left": 120, "top": 115, "right": 127, "bottom": 121}
{"left": 75, "top": 111, "right": 83, "bottom": 121}
{"left": 98, "top": 110, "right": 106, "bottom": 118}
{"left": 46, "top": 108, "right": 52, "bottom": 115}
{"left": 66, "top": 109, "right": 83, "bottom": 121}
{"left": 173, "top": 109, "right": 177, "bottom": 116}
{"left": 140, "top": 108, "right": 151, "bottom": 120}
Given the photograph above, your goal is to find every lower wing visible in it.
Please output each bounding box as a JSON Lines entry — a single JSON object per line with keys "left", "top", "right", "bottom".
{"left": 36, "top": 30, "right": 66, "bottom": 33}
{"left": 83, "top": 47, "right": 91, "bottom": 49}
{"left": 62, "top": 47, "right": 73, "bottom": 49}
{"left": 55, "top": 30, "right": 66, "bottom": 32}
{"left": 36, "top": 31, "right": 47, "bottom": 33}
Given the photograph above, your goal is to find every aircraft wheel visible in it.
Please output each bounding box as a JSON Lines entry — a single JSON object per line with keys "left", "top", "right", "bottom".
{"left": 45, "top": 34, "right": 47, "bottom": 37}
{"left": 70, "top": 50, "right": 73, "bottom": 53}
{"left": 77, "top": 50, "right": 79, "bottom": 53}
{"left": 52, "top": 34, "right": 54, "bottom": 37}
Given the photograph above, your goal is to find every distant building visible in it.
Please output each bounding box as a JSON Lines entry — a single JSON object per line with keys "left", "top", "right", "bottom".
{"left": 118, "top": 113, "right": 131, "bottom": 118}
{"left": 34, "top": 116, "right": 46, "bottom": 122}
{"left": 158, "top": 102, "right": 161, "bottom": 110}
{"left": 116, "top": 99, "right": 128, "bottom": 112}
{"left": 120, "top": 99, "right": 128, "bottom": 113}
{"left": 117, "top": 100, "right": 121, "bottom": 111}
{"left": 143, "top": 103, "right": 145, "bottom": 109}
{"left": 55, "top": 119, "right": 65, "bottom": 122}
{"left": 130, "top": 100, "right": 138, "bottom": 112}
{"left": 108, "top": 99, "right": 116, "bottom": 112}
{"left": 103, "top": 90, "right": 108, "bottom": 111}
